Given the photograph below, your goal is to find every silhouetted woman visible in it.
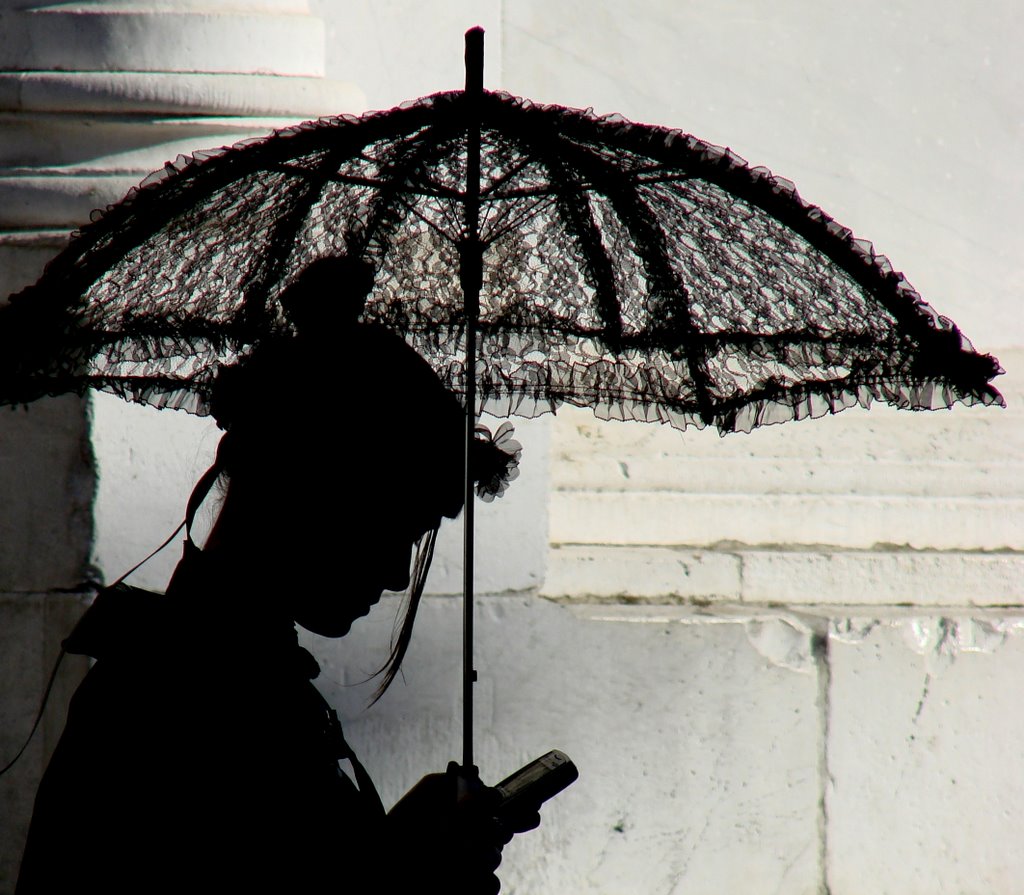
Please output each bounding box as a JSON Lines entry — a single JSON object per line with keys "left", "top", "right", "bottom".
{"left": 17, "top": 258, "right": 529, "bottom": 894}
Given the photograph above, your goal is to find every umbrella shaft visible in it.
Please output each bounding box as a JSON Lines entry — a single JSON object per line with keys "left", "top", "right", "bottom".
{"left": 462, "top": 25, "right": 485, "bottom": 773}
{"left": 462, "top": 311, "right": 477, "bottom": 772}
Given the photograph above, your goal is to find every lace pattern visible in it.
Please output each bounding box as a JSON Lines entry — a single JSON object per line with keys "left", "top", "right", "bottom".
{"left": 0, "top": 90, "right": 1003, "bottom": 433}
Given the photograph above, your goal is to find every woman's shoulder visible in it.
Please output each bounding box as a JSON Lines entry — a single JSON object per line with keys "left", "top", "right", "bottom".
{"left": 62, "top": 582, "right": 170, "bottom": 661}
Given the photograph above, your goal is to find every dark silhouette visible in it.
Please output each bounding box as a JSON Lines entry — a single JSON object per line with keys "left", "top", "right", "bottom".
{"left": 16, "top": 259, "right": 532, "bottom": 894}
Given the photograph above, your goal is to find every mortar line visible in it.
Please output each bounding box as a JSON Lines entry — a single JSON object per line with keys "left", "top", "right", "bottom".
{"left": 814, "top": 626, "right": 834, "bottom": 895}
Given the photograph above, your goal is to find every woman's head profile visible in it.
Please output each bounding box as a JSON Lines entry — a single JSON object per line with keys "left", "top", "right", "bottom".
{"left": 186, "top": 255, "right": 519, "bottom": 690}
{"left": 194, "top": 257, "right": 466, "bottom": 700}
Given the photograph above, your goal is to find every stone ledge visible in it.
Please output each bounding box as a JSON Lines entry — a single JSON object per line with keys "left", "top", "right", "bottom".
{"left": 0, "top": 115, "right": 328, "bottom": 175}
{"left": 0, "top": 9, "right": 327, "bottom": 76}
{"left": 0, "top": 126, "right": 304, "bottom": 225}
{"left": 552, "top": 455, "right": 1023, "bottom": 497}
{"left": 550, "top": 355, "right": 1022, "bottom": 496}
{"left": 543, "top": 544, "right": 1024, "bottom": 606}
{"left": 550, "top": 491, "right": 1024, "bottom": 551}
{"left": 743, "top": 550, "right": 1024, "bottom": 606}
{"left": 0, "top": 72, "right": 364, "bottom": 118}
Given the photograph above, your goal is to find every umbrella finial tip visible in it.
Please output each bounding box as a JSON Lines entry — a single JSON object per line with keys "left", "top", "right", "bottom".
{"left": 464, "top": 28, "right": 484, "bottom": 94}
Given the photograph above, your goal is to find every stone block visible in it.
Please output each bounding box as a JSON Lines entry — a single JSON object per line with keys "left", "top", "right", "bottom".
{"left": 549, "top": 355, "right": 1022, "bottom": 557}
{"left": 543, "top": 547, "right": 1024, "bottom": 608}
{"left": 553, "top": 450, "right": 1022, "bottom": 499}
{"left": 0, "top": 8, "right": 326, "bottom": 77}
{"left": 0, "top": 396, "right": 94, "bottom": 592}
{"left": 826, "top": 616, "right": 1024, "bottom": 894}
{"left": 0, "top": 72, "right": 364, "bottom": 118}
{"left": 742, "top": 550, "right": 1024, "bottom": 607}
{"left": 551, "top": 383, "right": 1020, "bottom": 478}
{"left": 542, "top": 544, "right": 741, "bottom": 601}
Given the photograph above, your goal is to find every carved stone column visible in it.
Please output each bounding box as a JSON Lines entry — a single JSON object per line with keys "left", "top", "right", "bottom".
{"left": 0, "top": 4, "right": 363, "bottom": 888}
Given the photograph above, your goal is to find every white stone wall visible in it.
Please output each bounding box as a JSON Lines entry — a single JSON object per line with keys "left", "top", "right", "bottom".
{"left": 1, "top": 1, "right": 1021, "bottom": 893}
{"left": 534, "top": 382, "right": 1021, "bottom": 893}
{"left": 309, "top": 4, "right": 1024, "bottom": 892}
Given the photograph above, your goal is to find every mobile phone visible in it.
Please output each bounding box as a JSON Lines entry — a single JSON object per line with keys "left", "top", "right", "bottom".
{"left": 493, "top": 750, "right": 578, "bottom": 818}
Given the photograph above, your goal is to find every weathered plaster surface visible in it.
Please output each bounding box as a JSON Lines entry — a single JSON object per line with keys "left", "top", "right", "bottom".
{"left": 827, "top": 618, "right": 1024, "bottom": 895}
{"left": 309, "top": 598, "right": 823, "bottom": 895}
{"left": 0, "top": 397, "right": 95, "bottom": 593}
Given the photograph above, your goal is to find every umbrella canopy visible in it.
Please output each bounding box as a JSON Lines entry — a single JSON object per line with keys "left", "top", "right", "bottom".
{"left": 0, "top": 79, "right": 1002, "bottom": 433}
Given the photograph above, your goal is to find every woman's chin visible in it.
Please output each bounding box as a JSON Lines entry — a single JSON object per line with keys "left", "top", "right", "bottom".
{"left": 293, "top": 597, "right": 378, "bottom": 638}
{"left": 296, "top": 616, "right": 352, "bottom": 638}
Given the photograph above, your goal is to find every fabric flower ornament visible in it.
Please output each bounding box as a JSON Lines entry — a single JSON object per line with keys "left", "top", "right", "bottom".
{"left": 472, "top": 422, "right": 522, "bottom": 502}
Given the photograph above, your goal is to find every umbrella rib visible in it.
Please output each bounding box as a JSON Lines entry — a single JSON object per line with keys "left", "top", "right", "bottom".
{"left": 634, "top": 172, "right": 696, "bottom": 187}
{"left": 331, "top": 173, "right": 464, "bottom": 201}
{"left": 235, "top": 145, "right": 359, "bottom": 337}
{"left": 265, "top": 162, "right": 466, "bottom": 201}
{"left": 391, "top": 194, "right": 461, "bottom": 243}
{"left": 478, "top": 155, "right": 540, "bottom": 200}
{"left": 503, "top": 129, "right": 625, "bottom": 347}
{"left": 485, "top": 184, "right": 561, "bottom": 199}
{"left": 484, "top": 173, "right": 689, "bottom": 200}
{"left": 617, "top": 161, "right": 696, "bottom": 183}
{"left": 336, "top": 177, "right": 463, "bottom": 202}
{"left": 480, "top": 194, "right": 559, "bottom": 246}
{"left": 601, "top": 189, "right": 719, "bottom": 424}
{"left": 544, "top": 135, "right": 720, "bottom": 424}
{"left": 479, "top": 99, "right": 720, "bottom": 417}
{"left": 347, "top": 120, "right": 466, "bottom": 261}
{"left": 577, "top": 113, "right": 972, "bottom": 359}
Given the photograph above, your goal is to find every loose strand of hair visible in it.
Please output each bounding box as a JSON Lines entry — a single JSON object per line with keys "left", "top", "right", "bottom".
{"left": 370, "top": 525, "right": 439, "bottom": 704}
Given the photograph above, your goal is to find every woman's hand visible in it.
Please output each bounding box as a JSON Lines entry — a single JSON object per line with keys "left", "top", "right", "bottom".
{"left": 386, "top": 762, "right": 538, "bottom": 895}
